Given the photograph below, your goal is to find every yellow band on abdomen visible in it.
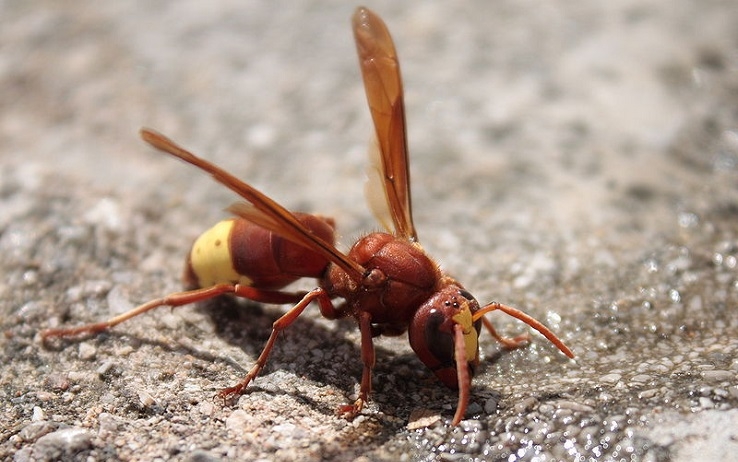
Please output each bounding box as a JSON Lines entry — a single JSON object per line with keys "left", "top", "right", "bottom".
{"left": 189, "top": 220, "right": 253, "bottom": 288}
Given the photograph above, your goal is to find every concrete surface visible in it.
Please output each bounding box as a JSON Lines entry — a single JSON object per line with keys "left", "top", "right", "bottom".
{"left": 2, "top": 1, "right": 737, "bottom": 461}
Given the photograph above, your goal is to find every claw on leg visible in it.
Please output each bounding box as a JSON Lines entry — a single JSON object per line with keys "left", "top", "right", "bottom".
{"left": 215, "top": 288, "right": 333, "bottom": 401}
{"left": 338, "top": 397, "right": 366, "bottom": 420}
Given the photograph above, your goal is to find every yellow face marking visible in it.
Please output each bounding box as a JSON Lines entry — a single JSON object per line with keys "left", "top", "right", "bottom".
{"left": 189, "top": 219, "right": 253, "bottom": 288}
{"left": 452, "top": 301, "right": 478, "bottom": 363}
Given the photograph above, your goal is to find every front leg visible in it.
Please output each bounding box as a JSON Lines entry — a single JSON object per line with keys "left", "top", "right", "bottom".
{"left": 339, "top": 310, "right": 375, "bottom": 419}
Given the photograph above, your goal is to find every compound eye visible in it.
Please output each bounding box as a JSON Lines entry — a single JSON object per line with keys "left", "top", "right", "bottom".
{"left": 458, "top": 289, "right": 475, "bottom": 301}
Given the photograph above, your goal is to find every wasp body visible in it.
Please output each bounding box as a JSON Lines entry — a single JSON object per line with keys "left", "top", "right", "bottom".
{"left": 42, "top": 7, "right": 573, "bottom": 425}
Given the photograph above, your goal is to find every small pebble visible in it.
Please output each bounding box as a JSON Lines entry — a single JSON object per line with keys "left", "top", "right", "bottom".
{"left": 630, "top": 374, "right": 652, "bottom": 384}
{"left": 484, "top": 397, "right": 498, "bottom": 414}
{"left": 600, "top": 373, "right": 622, "bottom": 384}
{"left": 407, "top": 409, "right": 441, "bottom": 430}
{"left": 32, "top": 428, "right": 93, "bottom": 459}
{"left": 701, "top": 370, "right": 734, "bottom": 383}
{"left": 78, "top": 342, "right": 97, "bottom": 360}
{"left": 32, "top": 406, "right": 46, "bottom": 421}
{"left": 226, "top": 409, "right": 252, "bottom": 434}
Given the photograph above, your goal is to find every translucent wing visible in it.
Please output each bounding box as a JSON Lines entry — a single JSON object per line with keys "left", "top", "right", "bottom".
{"left": 364, "top": 133, "right": 394, "bottom": 233}
{"left": 140, "top": 128, "right": 365, "bottom": 281}
{"left": 353, "top": 7, "right": 417, "bottom": 241}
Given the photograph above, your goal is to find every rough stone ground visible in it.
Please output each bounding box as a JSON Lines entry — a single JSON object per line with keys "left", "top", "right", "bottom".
{"left": 1, "top": 1, "right": 737, "bottom": 461}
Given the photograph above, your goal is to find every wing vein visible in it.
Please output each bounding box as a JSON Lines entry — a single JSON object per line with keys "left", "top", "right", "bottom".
{"left": 353, "top": 7, "right": 417, "bottom": 241}
{"left": 140, "top": 128, "right": 365, "bottom": 280}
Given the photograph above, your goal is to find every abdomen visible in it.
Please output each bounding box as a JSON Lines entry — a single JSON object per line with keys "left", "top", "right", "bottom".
{"left": 185, "top": 214, "right": 335, "bottom": 290}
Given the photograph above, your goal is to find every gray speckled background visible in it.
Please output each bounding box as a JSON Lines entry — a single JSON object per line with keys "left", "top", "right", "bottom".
{"left": 2, "top": 1, "right": 737, "bottom": 461}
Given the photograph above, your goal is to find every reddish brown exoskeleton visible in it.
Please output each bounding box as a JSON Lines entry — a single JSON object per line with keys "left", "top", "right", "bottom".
{"left": 41, "top": 6, "right": 574, "bottom": 425}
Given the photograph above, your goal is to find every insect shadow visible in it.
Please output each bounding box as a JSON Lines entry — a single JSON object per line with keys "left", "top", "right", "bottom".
{"left": 197, "top": 294, "right": 491, "bottom": 420}
{"left": 201, "top": 295, "right": 372, "bottom": 407}
{"left": 203, "top": 294, "right": 516, "bottom": 422}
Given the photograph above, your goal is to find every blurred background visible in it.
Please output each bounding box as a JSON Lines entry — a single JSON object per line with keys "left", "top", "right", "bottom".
{"left": 2, "top": 1, "right": 737, "bottom": 461}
